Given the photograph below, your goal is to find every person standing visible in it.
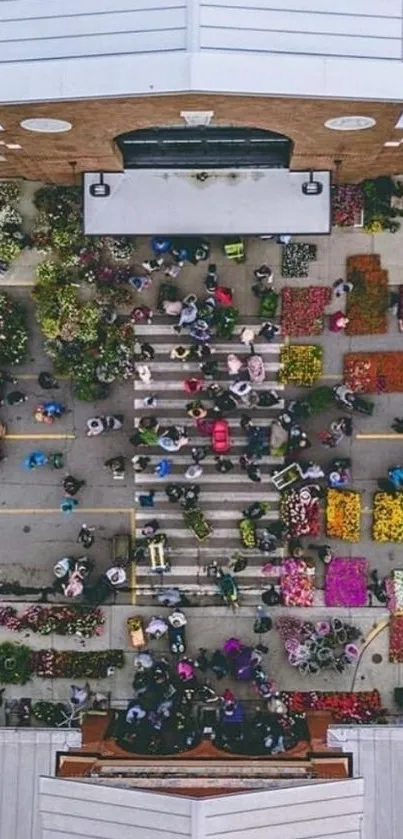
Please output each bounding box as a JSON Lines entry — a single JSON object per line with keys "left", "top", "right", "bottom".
{"left": 63, "top": 475, "right": 86, "bottom": 496}
{"left": 214, "top": 456, "right": 234, "bottom": 473}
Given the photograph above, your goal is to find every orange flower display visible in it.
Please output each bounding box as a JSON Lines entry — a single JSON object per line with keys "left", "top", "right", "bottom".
{"left": 326, "top": 490, "right": 362, "bottom": 542}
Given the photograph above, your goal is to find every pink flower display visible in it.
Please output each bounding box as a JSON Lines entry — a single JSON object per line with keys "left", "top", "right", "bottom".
{"left": 324, "top": 557, "right": 368, "bottom": 607}
{"left": 280, "top": 558, "right": 315, "bottom": 607}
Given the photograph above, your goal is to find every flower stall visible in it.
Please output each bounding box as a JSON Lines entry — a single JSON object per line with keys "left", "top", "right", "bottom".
{"left": 0, "top": 643, "right": 124, "bottom": 684}
{"left": 281, "top": 286, "right": 331, "bottom": 337}
{"left": 183, "top": 508, "right": 213, "bottom": 541}
{"left": 276, "top": 616, "right": 362, "bottom": 675}
{"left": 0, "top": 291, "right": 28, "bottom": 366}
{"left": 282, "top": 689, "right": 384, "bottom": 723}
{"left": 325, "top": 557, "right": 368, "bottom": 607}
{"left": 0, "top": 181, "right": 25, "bottom": 269}
{"left": 279, "top": 345, "right": 323, "bottom": 387}
{"left": 389, "top": 614, "right": 403, "bottom": 663}
{"left": 344, "top": 352, "right": 403, "bottom": 393}
{"left": 361, "top": 176, "right": 403, "bottom": 233}
{"left": 373, "top": 493, "right": 403, "bottom": 542}
{"left": 332, "top": 185, "right": 364, "bottom": 228}
{"left": 280, "top": 558, "right": 315, "bottom": 606}
{"left": 0, "top": 605, "right": 105, "bottom": 638}
{"left": 239, "top": 518, "right": 257, "bottom": 549}
{"left": 281, "top": 243, "right": 317, "bottom": 278}
{"left": 386, "top": 569, "right": 403, "bottom": 612}
{"left": 31, "top": 649, "right": 124, "bottom": 679}
{"left": 345, "top": 254, "right": 389, "bottom": 335}
{"left": 326, "top": 489, "right": 361, "bottom": 542}
{"left": 280, "top": 487, "right": 320, "bottom": 537}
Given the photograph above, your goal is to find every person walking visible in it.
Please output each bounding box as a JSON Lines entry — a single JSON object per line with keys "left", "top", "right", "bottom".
{"left": 77, "top": 524, "right": 95, "bottom": 549}
{"left": 240, "top": 327, "right": 255, "bottom": 354}
{"left": 63, "top": 475, "right": 86, "bottom": 496}
{"left": 185, "top": 464, "right": 203, "bottom": 480}
{"left": 333, "top": 278, "right": 354, "bottom": 297}
{"left": 214, "top": 456, "right": 234, "bottom": 473}
{"left": 38, "top": 371, "right": 59, "bottom": 389}
{"left": 190, "top": 446, "right": 208, "bottom": 464}
{"left": 392, "top": 417, "right": 403, "bottom": 434}
{"left": 246, "top": 463, "right": 261, "bottom": 483}
{"left": 6, "top": 390, "right": 27, "bottom": 405}
{"left": 132, "top": 455, "right": 151, "bottom": 472}
{"left": 60, "top": 497, "right": 79, "bottom": 514}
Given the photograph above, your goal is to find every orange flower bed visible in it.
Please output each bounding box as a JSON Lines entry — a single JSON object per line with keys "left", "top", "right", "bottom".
{"left": 344, "top": 352, "right": 403, "bottom": 393}
{"left": 345, "top": 254, "right": 388, "bottom": 336}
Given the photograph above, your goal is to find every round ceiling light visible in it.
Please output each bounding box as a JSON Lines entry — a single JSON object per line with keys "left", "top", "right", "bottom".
{"left": 324, "top": 116, "right": 376, "bottom": 131}
{"left": 20, "top": 118, "right": 72, "bottom": 133}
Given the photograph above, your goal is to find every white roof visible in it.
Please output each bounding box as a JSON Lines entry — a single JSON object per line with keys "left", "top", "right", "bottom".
{"left": 0, "top": 728, "right": 81, "bottom": 839}
{"left": 39, "top": 776, "right": 364, "bottom": 839}
{"left": 0, "top": 0, "right": 402, "bottom": 103}
{"left": 84, "top": 169, "right": 331, "bottom": 236}
{"left": 328, "top": 724, "right": 403, "bottom": 839}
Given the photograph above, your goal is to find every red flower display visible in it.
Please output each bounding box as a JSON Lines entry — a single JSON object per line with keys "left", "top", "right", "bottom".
{"left": 332, "top": 185, "right": 364, "bottom": 227}
{"left": 389, "top": 614, "right": 403, "bottom": 662}
{"left": 281, "top": 286, "right": 331, "bottom": 336}
{"left": 344, "top": 352, "right": 403, "bottom": 393}
{"left": 283, "top": 690, "right": 384, "bottom": 723}
{"left": 346, "top": 255, "right": 388, "bottom": 336}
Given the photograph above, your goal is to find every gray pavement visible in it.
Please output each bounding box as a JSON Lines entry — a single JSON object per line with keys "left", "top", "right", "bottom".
{"left": 1, "top": 206, "right": 403, "bottom": 707}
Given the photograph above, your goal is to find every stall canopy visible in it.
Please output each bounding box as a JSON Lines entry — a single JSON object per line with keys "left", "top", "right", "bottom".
{"left": 83, "top": 169, "right": 331, "bottom": 236}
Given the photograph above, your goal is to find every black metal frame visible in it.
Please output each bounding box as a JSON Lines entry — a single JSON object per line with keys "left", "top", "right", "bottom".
{"left": 115, "top": 126, "right": 293, "bottom": 169}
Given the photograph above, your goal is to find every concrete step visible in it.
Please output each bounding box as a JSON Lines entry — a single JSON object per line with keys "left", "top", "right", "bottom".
{"left": 133, "top": 416, "right": 281, "bottom": 428}
{"left": 146, "top": 361, "right": 281, "bottom": 373}
{"left": 136, "top": 508, "right": 279, "bottom": 521}
{"left": 134, "top": 379, "right": 283, "bottom": 391}
{"left": 139, "top": 342, "right": 282, "bottom": 355}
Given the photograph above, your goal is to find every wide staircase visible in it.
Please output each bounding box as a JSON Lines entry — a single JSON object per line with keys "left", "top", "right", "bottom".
{"left": 133, "top": 316, "right": 285, "bottom": 603}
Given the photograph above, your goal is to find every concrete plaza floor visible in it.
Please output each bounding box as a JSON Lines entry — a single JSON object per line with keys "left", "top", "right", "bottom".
{"left": 1, "top": 196, "right": 403, "bottom": 710}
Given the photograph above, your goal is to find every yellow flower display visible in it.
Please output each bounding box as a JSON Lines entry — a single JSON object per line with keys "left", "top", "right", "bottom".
{"left": 326, "top": 490, "right": 361, "bottom": 542}
{"left": 373, "top": 493, "right": 403, "bottom": 542}
{"left": 278, "top": 345, "right": 323, "bottom": 387}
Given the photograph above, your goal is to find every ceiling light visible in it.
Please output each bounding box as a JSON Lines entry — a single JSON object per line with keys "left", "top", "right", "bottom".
{"left": 0, "top": 125, "right": 4, "bottom": 131}
{"left": 181, "top": 111, "right": 214, "bottom": 126}
{"left": 6, "top": 143, "right": 21, "bottom": 149}
{"left": 301, "top": 170, "right": 323, "bottom": 196}
{"left": 384, "top": 141, "right": 401, "bottom": 147}
{"left": 325, "top": 116, "right": 376, "bottom": 131}
{"left": 89, "top": 172, "right": 110, "bottom": 198}
{"left": 20, "top": 118, "right": 72, "bottom": 133}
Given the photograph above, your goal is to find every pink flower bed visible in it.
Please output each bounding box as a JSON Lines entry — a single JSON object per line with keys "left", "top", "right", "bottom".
{"left": 280, "top": 558, "right": 315, "bottom": 606}
{"left": 281, "top": 286, "right": 331, "bottom": 337}
{"left": 325, "top": 557, "right": 368, "bottom": 607}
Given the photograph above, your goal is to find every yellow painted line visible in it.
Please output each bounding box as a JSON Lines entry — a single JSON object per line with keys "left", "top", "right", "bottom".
{"left": 356, "top": 433, "right": 403, "bottom": 440}
{"left": 15, "top": 374, "right": 69, "bottom": 380}
{"left": 320, "top": 374, "right": 341, "bottom": 380}
{"left": 5, "top": 433, "right": 75, "bottom": 440}
{"left": 130, "top": 508, "right": 136, "bottom": 606}
{"left": 0, "top": 507, "right": 132, "bottom": 515}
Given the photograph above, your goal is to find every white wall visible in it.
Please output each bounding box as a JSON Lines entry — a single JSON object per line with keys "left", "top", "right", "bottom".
{"left": 0, "top": 0, "right": 187, "bottom": 61}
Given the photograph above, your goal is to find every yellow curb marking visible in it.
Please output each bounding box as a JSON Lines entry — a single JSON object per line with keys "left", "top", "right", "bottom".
{"left": 13, "top": 374, "right": 70, "bottom": 380}
{"left": 320, "top": 374, "right": 340, "bottom": 380}
{"left": 0, "top": 508, "right": 132, "bottom": 514}
{"left": 130, "top": 508, "right": 136, "bottom": 606}
{"left": 5, "top": 433, "right": 75, "bottom": 440}
{"left": 356, "top": 434, "right": 403, "bottom": 440}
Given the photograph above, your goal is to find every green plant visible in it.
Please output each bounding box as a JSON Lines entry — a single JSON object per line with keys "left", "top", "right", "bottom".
{"left": 259, "top": 290, "right": 279, "bottom": 318}
{"left": 0, "top": 642, "right": 32, "bottom": 684}
{"left": 32, "top": 700, "right": 66, "bottom": 726}
{"left": 0, "top": 291, "right": 29, "bottom": 364}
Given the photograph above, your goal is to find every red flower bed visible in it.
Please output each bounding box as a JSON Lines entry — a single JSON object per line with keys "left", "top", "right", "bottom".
{"left": 344, "top": 352, "right": 403, "bottom": 393}
{"left": 333, "top": 185, "right": 364, "bottom": 227}
{"left": 281, "top": 286, "right": 331, "bottom": 336}
{"left": 389, "top": 614, "right": 403, "bottom": 662}
{"left": 346, "top": 255, "right": 388, "bottom": 335}
{"left": 283, "top": 690, "right": 384, "bottom": 723}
